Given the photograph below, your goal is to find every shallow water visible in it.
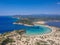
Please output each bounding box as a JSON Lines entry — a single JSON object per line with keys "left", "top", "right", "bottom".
{"left": 0, "top": 16, "right": 51, "bottom": 35}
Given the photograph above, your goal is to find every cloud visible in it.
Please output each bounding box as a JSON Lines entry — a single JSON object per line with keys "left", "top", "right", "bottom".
{"left": 57, "top": 2, "right": 60, "bottom": 4}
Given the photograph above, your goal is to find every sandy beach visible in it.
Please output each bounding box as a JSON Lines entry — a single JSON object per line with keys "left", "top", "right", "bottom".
{"left": 1, "top": 21, "right": 60, "bottom": 45}
{"left": 24, "top": 21, "right": 60, "bottom": 45}
{"left": 33, "top": 21, "right": 46, "bottom": 25}
{"left": 24, "top": 25, "right": 60, "bottom": 45}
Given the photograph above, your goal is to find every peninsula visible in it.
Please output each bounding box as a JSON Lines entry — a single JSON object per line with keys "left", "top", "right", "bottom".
{"left": 0, "top": 15, "right": 60, "bottom": 45}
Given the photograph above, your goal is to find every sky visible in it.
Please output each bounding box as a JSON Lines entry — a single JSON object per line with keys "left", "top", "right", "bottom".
{"left": 0, "top": 0, "right": 60, "bottom": 15}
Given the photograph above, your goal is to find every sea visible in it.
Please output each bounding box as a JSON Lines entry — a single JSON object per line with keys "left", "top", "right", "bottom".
{"left": 0, "top": 16, "right": 60, "bottom": 35}
{"left": 46, "top": 22, "right": 60, "bottom": 28}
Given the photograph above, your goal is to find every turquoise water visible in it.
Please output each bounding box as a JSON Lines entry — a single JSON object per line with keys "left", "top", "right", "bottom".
{"left": 0, "top": 16, "right": 52, "bottom": 35}
{"left": 25, "top": 25, "right": 51, "bottom": 35}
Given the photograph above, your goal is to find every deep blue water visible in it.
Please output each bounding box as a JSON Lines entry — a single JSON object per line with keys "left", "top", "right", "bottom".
{"left": 46, "top": 22, "right": 60, "bottom": 28}
{"left": 0, "top": 16, "right": 52, "bottom": 35}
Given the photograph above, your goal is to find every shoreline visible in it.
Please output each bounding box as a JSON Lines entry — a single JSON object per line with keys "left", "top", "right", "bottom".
{"left": 13, "top": 21, "right": 46, "bottom": 26}
{"left": 4, "top": 20, "right": 60, "bottom": 36}
{"left": 27, "top": 25, "right": 60, "bottom": 44}
{"left": 13, "top": 21, "right": 58, "bottom": 36}
{"left": 26, "top": 25, "right": 56, "bottom": 36}
{"left": 22, "top": 25, "right": 60, "bottom": 45}
{"left": 13, "top": 22, "right": 33, "bottom": 26}
{"left": 33, "top": 21, "right": 46, "bottom": 25}
{"left": 1, "top": 21, "right": 60, "bottom": 45}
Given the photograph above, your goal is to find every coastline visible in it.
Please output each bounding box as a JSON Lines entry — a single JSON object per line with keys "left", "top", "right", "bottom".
{"left": 26, "top": 25, "right": 56, "bottom": 36}
{"left": 13, "top": 22, "right": 33, "bottom": 26}
{"left": 33, "top": 21, "right": 46, "bottom": 25}
{"left": 13, "top": 21, "right": 46, "bottom": 26}
{"left": 1, "top": 20, "right": 60, "bottom": 45}
{"left": 26, "top": 25, "right": 60, "bottom": 45}
{"left": 13, "top": 21, "right": 58, "bottom": 36}
{"left": 32, "top": 21, "right": 58, "bottom": 35}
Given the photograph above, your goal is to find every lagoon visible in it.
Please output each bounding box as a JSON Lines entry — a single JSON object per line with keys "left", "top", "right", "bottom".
{"left": 0, "top": 16, "right": 52, "bottom": 35}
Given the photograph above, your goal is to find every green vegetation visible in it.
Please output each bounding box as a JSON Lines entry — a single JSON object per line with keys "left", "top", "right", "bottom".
{"left": 35, "top": 42, "right": 40, "bottom": 45}
{"left": 16, "top": 30, "right": 26, "bottom": 35}
{"left": 35, "top": 41, "right": 49, "bottom": 45}
{"left": 16, "top": 30, "right": 26, "bottom": 40}
{"left": 2, "top": 32, "right": 10, "bottom": 36}
{"left": 47, "top": 40, "right": 55, "bottom": 45}
{"left": 1, "top": 38, "right": 15, "bottom": 45}
{"left": 16, "top": 18, "right": 34, "bottom": 25}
